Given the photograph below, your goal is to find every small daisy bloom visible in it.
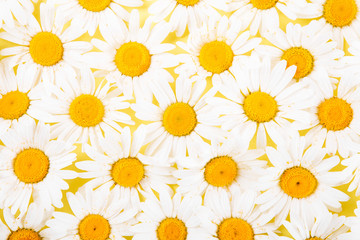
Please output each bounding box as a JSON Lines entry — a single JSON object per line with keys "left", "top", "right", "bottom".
{"left": 132, "top": 75, "right": 225, "bottom": 158}
{"left": 257, "top": 136, "right": 350, "bottom": 226}
{"left": 42, "top": 187, "right": 138, "bottom": 239}
{"left": 0, "top": 2, "right": 92, "bottom": 84}
{"left": 0, "top": 118, "right": 77, "bottom": 216}
{"left": 0, "top": 0, "right": 36, "bottom": 28}
{"left": 86, "top": 9, "right": 178, "bottom": 100}
{"left": 75, "top": 125, "right": 175, "bottom": 210}
{"left": 337, "top": 201, "right": 360, "bottom": 240}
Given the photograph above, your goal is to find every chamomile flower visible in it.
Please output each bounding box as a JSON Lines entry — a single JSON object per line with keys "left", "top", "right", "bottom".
{"left": 75, "top": 126, "right": 175, "bottom": 210}
{"left": 131, "top": 75, "right": 225, "bottom": 158}
{"left": 85, "top": 9, "right": 178, "bottom": 100}
{"left": 337, "top": 201, "right": 360, "bottom": 240}
{"left": 0, "top": 0, "right": 36, "bottom": 28}
{"left": 0, "top": 118, "right": 77, "bottom": 216}
{"left": 257, "top": 136, "right": 349, "bottom": 226}
{"left": 0, "top": 2, "right": 92, "bottom": 84}
{"left": 42, "top": 187, "right": 138, "bottom": 239}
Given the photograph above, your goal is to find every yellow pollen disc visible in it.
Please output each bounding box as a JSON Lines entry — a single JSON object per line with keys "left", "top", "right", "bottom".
{"left": 243, "top": 92, "right": 278, "bottom": 123}
{"left": 8, "top": 229, "right": 41, "bottom": 240}
{"left": 204, "top": 156, "right": 238, "bottom": 187}
{"left": 280, "top": 166, "right": 318, "bottom": 198}
{"left": 115, "top": 42, "right": 151, "bottom": 77}
{"left": 78, "top": 0, "right": 111, "bottom": 12}
{"left": 13, "top": 148, "right": 49, "bottom": 184}
{"left": 163, "top": 102, "right": 197, "bottom": 137}
{"left": 250, "top": 0, "right": 278, "bottom": 10}
{"left": 29, "top": 32, "right": 63, "bottom": 66}
{"left": 318, "top": 97, "right": 353, "bottom": 131}
{"left": 111, "top": 157, "right": 145, "bottom": 188}
{"left": 69, "top": 94, "right": 105, "bottom": 127}
{"left": 79, "top": 214, "right": 111, "bottom": 240}
{"left": 307, "top": 238, "right": 323, "bottom": 240}
{"left": 199, "top": 41, "right": 234, "bottom": 74}
{"left": 323, "top": 0, "right": 358, "bottom": 27}
{"left": 217, "top": 218, "right": 254, "bottom": 240}
{"left": 0, "top": 91, "right": 30, "bottom": 120}
{"left": 176, "top": 0, "right": 200, "bottom": 6}
{"left": 281, "top": 47, "right": 314, "bottom": 79}
{"left": 157, "top": 218, "right": 187, "bottom": 240}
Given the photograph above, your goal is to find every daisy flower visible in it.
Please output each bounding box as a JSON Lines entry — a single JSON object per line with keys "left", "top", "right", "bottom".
{"left": 85, "top": 9, "right": 178, "bottom": 100}
{"left": 0, "top": 118, "right": 77, "bottom": 216}
{"left": 131, "top": 74, "right": 225, "bottom": 158}
{"left": 338, "top": 40, "right": 360, "bottom": 74}
{"left": 337, "top": 201, "right": 360, "bottom": 240}
{"left": 0, "top": 2, "right": 92, "bottom": 84}
{"left": 42, "top": 186, "right": 138, "bottom": 239}
{"left": 75, "top": 125, "right": 175, "bottom": 210}
{"left": 0, "top": 0, "right": 36, "bottom": 28}
{"left": 342, "top": 154, "right": 360, "bottom": 196}
{"left": 257, "top": 136, "right": 350, "bottom": 226}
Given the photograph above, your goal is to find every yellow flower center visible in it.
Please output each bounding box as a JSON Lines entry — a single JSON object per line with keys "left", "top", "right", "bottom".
{"left": 281, "top": 47, "right": 314, "bottom": 79}
{"left": 78, "top": 0, "right": 111, "bottom": 12}
{"left": 78, "top": 214, "right": 111, "bottom": 240}
{"left": 217, "top": 218, "right": 254, "bottom": 240}
{"left": 318, "top": 97, "right": 353, "bottom": 131}
{"left": 280, "top": 166, "right": 318, "bottom": 198}
{"left": 250, "top": 0, "right": 278, "bottom": 10}
{"left": 157, "top": 218, "right": 187, "bottom": 240}
{"left": 323, "top": 0, "right": 358, "bottom": 27}
{"left": 0, "top": 91, "right": 30, "bottom": 120}
{"left": 115, "top": 42, "right": 151, "bottom": 77}
{"left": 13, "top": 148, "right": 49, "bottom": 184}
{"left": 69, "top": 94, "right": 105, "bottom": 127}
{"left": 163, "top": 102, "right": 197, "bottom": 137}
{"left": 243, "top": 92, "right": 278, "bottom": 123}
{"left": 307, "top": 238, "right": 323, "bottom": 240}
{"left": 111, "top": 157, "right": 145, "bottom": 188}
{"left": 199, "top": 41, "right": 234, "bottom": 74}
{"left": 204, "top": 156, "right": 238, "bottom": 187}
{"left": 176, "top": 0, "right": 200, "bottom": 6}
{"left": 29, "top": 32, "right": 64, "bottom": 66}
{"left": 8, "top": 229, "right": 41, "bottom": 240}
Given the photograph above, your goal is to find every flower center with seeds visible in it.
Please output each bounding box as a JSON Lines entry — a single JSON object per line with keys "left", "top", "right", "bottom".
{"left": 115, "top": 42, "right": 151, "bottom": 77}
{"left": 176, "top": 0, "right": 199, "bottom": 6}
{"left": 250, "top": 0, "right": 278, "bottom": 10}
{"left": 157, "top": 218, "right": 187, "bottom": 240}
{"left": 217, "top": 218, "right": 254, "bottom": 240}
{"left": 199, "top": 41, "right": 234, "bottom": 74}
{"left": 111, "top": 157, "right": 145, "bottom": 187}
{"left": 29, "top": 32, "right": 64, "bottom": 66}
{"left": 280, "top": 166, "right": 318, "bottom": 198}
{"left": 8, "top": 229, "right": 41, "bottom": 240}
{"left": 78, "top": 214, "right": 111, "bottom": 240}
{"left": 13, "top": 148, "right": 49, "bottom": 184}
{"left": 281, "top": 47, "right": 314, "bottom": 79}
{"left": 204, "top": 156, "right": 238, "bottom": 187}
{"left": 318, "top": 97, "right": 353, "bottom": 131}
{"left": 69, "top": 94, "right": 105, "bottom": 127}
{"left": 307, "top": 238, "right": 323, "bottom": 240}
{"left": 323, "top": 0, "right": 358, "bottom": 27}
{"left": 163, "top": 102, "right": 197, "bottom": 137}
{"left": 0, "top": 91, "right": 30, "bottom": 120}
{"left": 243, "top": 92, "right": 278, "bottom": 123}
{"left": 78, "top": 0, "right": 111, "bottom": 11}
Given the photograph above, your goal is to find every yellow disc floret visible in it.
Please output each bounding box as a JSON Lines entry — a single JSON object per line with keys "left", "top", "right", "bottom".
{"left": 318, "top": 97, "right": 353, "bottom": 131}
{"left": 199, "top": 41, "right": 234, "bottom": 74}
{"left": 243, "top": 92, "right": 278, "bottom": 123}
{"left": 280, "top": 166, "right": 318, "bottom": 198}
{"left": 281, "top": 47, "right": 314, "bottom": 79}
{"left": 115, "top": 42, "right": 151, "bottom": 77}
{"left": 69, "top": 94, "right": 105, "bottom": 127}
{"left": 0, "top": 91, "right": 30, "bottom": 120}
{"left": 157, "top": 218, "right": 187, "bottom": 240}
{"left": 8, "top": 229, "right": 41, "bottom": 240}
{"left": 323, "top": 0, "right": 358, "bottom": 27}
{"left": 79, "top": 214, "right": 111, "bottom": 240}
{"left": 204, "top": 156, "right": 238, "bottom": 187}
{"left": 217, "top": 218, "right": 254, "bottom": 240}
{"left": 111, "top": 157, "right": 145, "bottom": 187}
{"left": 163, "top": 102, "right": 197, "bottom": 137}
{"left": 29, "top": 32, "right": 64, "bottom": 66}
{"left": 307, "top": 238, "right": 323, "bottom": 240}
{"left": 78, "top": 0, "right": 111, "bottom": 12}
{"left": 176, "top": 0, "right": 199, "bottom": 6}
{"left": 250, "top": 0, "right": 278, "bottom": 10}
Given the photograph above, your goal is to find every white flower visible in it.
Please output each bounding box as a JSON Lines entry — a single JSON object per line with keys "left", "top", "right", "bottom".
{"left": 342, "top": 154, "right": 360, "bottom": 196}
{"left": 0, "top": 0, "right": 36, "bottom": 28}
{"left": 337, "top": 201, "right": 360, "bottom": 240}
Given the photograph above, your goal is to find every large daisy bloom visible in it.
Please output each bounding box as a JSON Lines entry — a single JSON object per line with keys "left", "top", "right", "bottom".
{"left": 85, "top": 9, "right": 178, "bottom": 100}
{"left": 0, "top": 118, "right": 77, "bottom": 216}
{"left": 0, "top": 0, "right": 36, "bottom": 28}
{"left": 42, "top": 187, "right": 138, "bottom": 239}
{"left": 131, "top": 75, "right": 225, "bottom": 158}
{"left": 338, "top": 201, "right": 360, "bottom": 240}
{"left": 257, "top": 136, "right": 350, "bottom": 226}
{"left": 75, "top": 125, "right": 175, "bottom": 210}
